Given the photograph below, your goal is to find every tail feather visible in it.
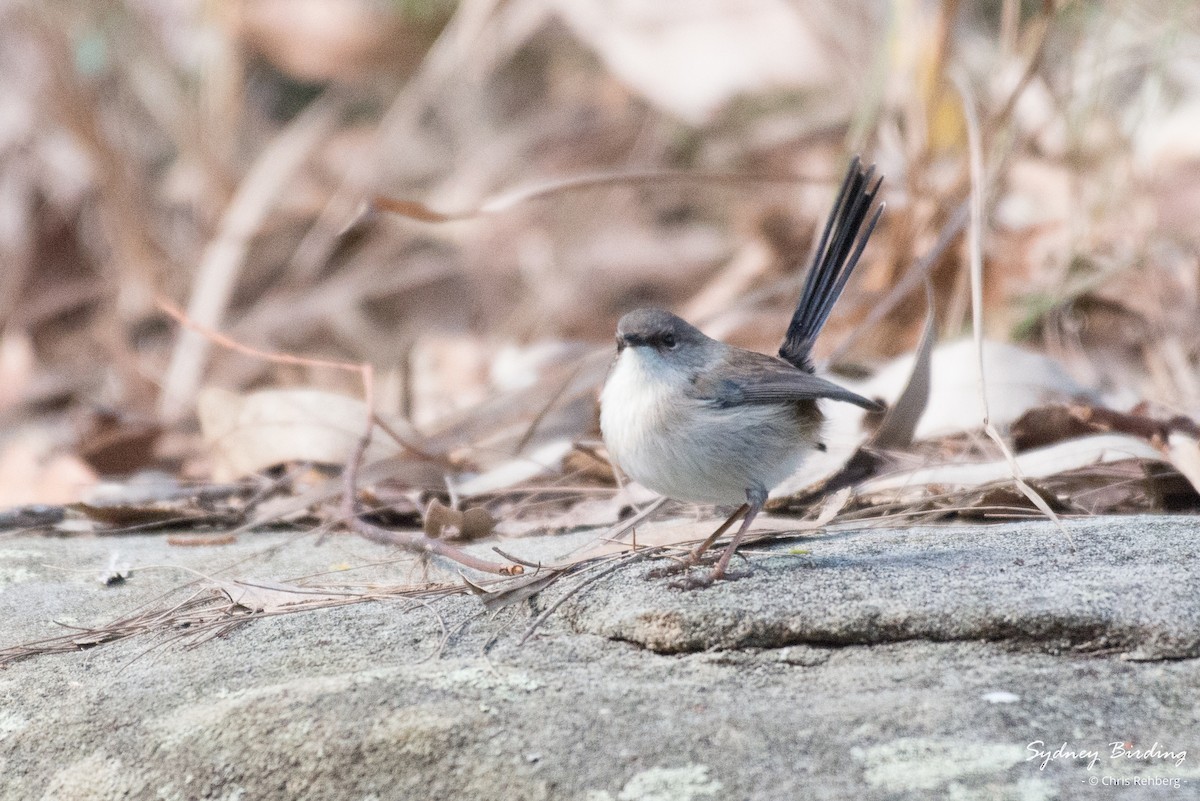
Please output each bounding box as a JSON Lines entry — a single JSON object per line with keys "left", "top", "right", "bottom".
{"left": 779, "top": 157, "right": 884, "bottom": 372}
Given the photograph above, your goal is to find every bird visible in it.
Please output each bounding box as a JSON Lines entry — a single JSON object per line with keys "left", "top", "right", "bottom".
{"left": 599, "top": 157, "right": 885, "bottom": 582}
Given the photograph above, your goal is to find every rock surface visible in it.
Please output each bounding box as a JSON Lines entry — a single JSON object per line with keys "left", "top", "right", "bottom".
{"left": 2, "top": 516, "right": 1197, "bottom": 800}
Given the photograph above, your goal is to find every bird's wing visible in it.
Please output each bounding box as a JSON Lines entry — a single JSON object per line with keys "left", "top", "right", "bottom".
{"left": 690, "top": 349, "right": 882, "bottom": 411}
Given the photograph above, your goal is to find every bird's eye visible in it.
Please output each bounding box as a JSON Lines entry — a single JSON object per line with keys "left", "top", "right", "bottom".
{"left": 662, "top": 333, "right": 677, "bottom": 349}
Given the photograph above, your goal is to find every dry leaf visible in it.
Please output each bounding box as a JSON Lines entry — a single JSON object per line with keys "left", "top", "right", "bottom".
{"left": 858, "top": 339, "right": 1093, "bottom": 441}
{"left": 1166, "top": 432, "right": 1200, "bottom": 497}
{"left": 451, "top": 439, "right": 575, "bottom": 498}
{"left": 551, "top": 0, "right": 832, "bottom": 123}
{"left": 871, "top": 280, "right": 936, "bottom": 449}
{"left": 73, "top": 501, "right": 223, "bottom": 530}
{"left": 1011, "top": 403, "right": 1173, "bottom": 452}
{"left": 0, "top": 329, "right": 34, "bottom": 413}
{"left": 0, "top": 505, "right": 65, "bottom": 530}
{"left": 0, "top": 435, "right": 97, "bottom": 507}
{"left": 228, "top": 0, "right": 443, "bottom": 84}
{"left": 562, "top": 447, "right": 617, "bottom": 484}
{"left": 422, "top": 498, "right": 496, "bottom": 542}
{"left": 861, "top": 433, "right": 1164, "bottom": 492}
{"left": 76, "top": 410, "right": 162, "bottom": 476}
{"left": 198, "top": 387, "right": 399, "bottom": 481}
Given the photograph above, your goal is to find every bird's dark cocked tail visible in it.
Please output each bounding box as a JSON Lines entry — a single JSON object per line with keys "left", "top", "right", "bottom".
{"left": 779, "top": 157, "right": 884, "bottom": 373}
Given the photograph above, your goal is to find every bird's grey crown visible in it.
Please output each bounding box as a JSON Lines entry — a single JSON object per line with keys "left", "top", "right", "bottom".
{"left": 615, "top": 308, "right": 709, "bottom": 352}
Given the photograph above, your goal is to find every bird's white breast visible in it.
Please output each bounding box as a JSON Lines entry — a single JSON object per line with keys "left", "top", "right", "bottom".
{"left": 599, "top": 349, "right": 677, "bottom": 487}
{"left": 600, "top": 348, "right": 815, "bottom": 505}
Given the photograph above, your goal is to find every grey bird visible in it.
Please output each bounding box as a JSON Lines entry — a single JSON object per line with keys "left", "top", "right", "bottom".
{"left": 600, "top": 157, "right": 885, "bottom": 582}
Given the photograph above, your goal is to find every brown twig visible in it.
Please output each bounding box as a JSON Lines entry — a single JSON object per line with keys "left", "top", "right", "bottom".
{"left": 157, "top": 298, "right": 370, "bottom": 378}
{"left": 349, "top": 516, "right": 523, "bottom": 576}
{"left": 371, "top": 413, "right": 452, "bottom": 465}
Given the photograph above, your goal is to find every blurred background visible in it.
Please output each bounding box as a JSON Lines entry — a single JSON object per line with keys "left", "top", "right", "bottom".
{"left": 1, "top": 0, "right": 1198, "bottom": 508}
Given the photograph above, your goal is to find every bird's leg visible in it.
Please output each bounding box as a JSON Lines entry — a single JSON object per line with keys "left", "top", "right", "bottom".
{"left": 710, "top": 487, "right": 767, "bottom": 581}
{"left": 686, "top": 503, "right": 749, "bottom": 566}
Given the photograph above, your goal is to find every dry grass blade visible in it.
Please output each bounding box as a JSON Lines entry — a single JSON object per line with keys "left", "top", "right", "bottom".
{"left": 475, "top": 570, "right": 567, "bottom": 612}
{"left": 0, "top": 590, "right": 229, "bottom": 666}
{"left": 0, "top": 576, "right": 471, "bottom": 667}
{"left": 216, "top": 579, "right": 364, "bottom": 612}
{"left": 518, "top": 550, "right": 655, "bottom": 645}
{"left": 371, "top": 169, "right": 825, "bottom": 224}
{"left": 954, "top": 70, "right": 1071, "bottom": 549}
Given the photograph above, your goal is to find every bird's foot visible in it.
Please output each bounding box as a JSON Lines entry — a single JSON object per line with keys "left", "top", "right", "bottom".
{"left": 645, "top": 556, "right": 706, "bottom": 580}
{"left": 665, "top": 565, "right": 751, "bottom": 590}
{"left": 669, "top": 571, "right": 714, "bottom": 590}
